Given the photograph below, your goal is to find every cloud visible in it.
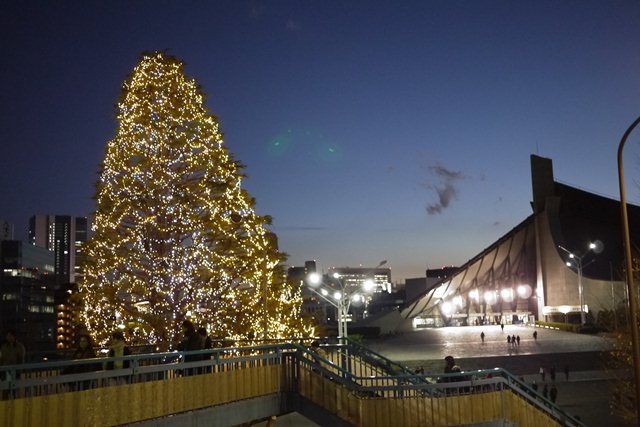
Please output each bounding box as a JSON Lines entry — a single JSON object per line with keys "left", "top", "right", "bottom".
{"left": 425, "top": 163, "right": 464, "bottom": 215}
{"left": 286, "top": 19, "right": 301, "bottom": 32}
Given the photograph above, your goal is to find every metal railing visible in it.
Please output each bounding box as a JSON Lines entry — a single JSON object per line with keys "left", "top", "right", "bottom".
{"left": 0, "top": 340, "right": 584, "bottom": 427}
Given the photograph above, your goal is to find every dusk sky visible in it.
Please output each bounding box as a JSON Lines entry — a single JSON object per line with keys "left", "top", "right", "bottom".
{"left": 2, "top": 1, "right": 640, "bottom": 283}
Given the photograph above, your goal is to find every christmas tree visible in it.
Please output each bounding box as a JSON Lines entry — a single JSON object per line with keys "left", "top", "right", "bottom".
{"left": 78, "top": 52, "right": 312, "bottom": 346}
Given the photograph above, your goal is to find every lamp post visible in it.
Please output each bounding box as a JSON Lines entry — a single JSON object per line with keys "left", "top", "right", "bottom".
{"left": 617, "top": 115, "right": 640, "bottom": 423}
{"left": 559, "top": 243, "right": 597, "bottom": 325}
{"left": 306, "top": 272, "right": 372, "bottom": 338}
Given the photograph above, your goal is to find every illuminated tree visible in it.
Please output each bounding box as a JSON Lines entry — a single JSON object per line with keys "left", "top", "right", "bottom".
{"left": 78, "top": 52, "right": 312, "bottom": 346}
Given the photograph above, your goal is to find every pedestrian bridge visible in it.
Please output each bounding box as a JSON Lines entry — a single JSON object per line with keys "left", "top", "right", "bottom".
{"left": 0, "top": 339, "right": 583, "bottom": 426}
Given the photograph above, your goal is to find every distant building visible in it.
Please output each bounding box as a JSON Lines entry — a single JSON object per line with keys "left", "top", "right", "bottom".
{"left": 367, "top": 289, "right": 406, "bottom": 316}
{"left": 29, "top": 215, "right": 89, "bottom": 284}
{"left": 427, "top": 266, "right": 459, "bottom": 282}
{"left": 327, "top": 266, "right": 392, "bottom": 294}
{"left": 403, "top": 155, "right": 640, "bottom": 328}
{"left": 0, "top": 240, "right": 58, "bottom": 354}
{"left": 287, "top": 261, "right": 327, "bottom": 326}
{"left": 405, "top": 267, "right": 459, "bottom": 303}
{"left": 0, "top": 219, "right": 14, "bottom": 241}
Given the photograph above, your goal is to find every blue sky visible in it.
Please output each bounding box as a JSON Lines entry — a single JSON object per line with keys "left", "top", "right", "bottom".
{"left": 2, "top": 1, "right": 640, "bottom": 283}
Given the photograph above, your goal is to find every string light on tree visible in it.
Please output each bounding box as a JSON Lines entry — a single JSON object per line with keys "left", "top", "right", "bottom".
{"left": 77, "top": 52, "right": 313, "bottom": 347}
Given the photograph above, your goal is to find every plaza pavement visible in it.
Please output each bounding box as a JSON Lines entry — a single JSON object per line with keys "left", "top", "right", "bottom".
{"left": 366, "top": 324, "right": 625, "bottom": 425}
{"left": 366, "top": 324, "right": 612, "bottom": 363}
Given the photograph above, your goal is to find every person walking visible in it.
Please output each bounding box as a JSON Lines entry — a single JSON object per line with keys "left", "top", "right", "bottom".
{"left": 516, "top": 335, "right": 521, "bottom": 346}
{"left": 511, "top": 334, "right": 516, "bottom": 347}
{"left": 550, "top": 385, "right": 558, "bottom": 403}
{"left": 480, "top": 331, "right": 485, "bottom": 343}
{"left": 540, "top": 366, "right": 545, "bottom": 381}
{"left": 507, "top": 335, "right": 511, "bottom": 345}
{"left": 500, "top": 323, "right": 504, "bottom": 332}
{"left": 533, "top": 330, "right": 538, "bottom": 341}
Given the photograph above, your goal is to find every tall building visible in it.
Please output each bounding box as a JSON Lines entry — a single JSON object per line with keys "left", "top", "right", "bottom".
{"left": 29, "top": 215, "right": 89, "bottom": 284}
{"left": 0, "top": 240, "right": 57, "bottom": 354}
{"left": 0, "top": 219, "right": 14, "bottom": 241}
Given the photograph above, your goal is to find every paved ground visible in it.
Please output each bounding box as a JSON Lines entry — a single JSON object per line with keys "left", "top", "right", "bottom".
{"left": 363, "top": 325, "right": 626, "bottom": 426}
{"left": 365, "top": 324, "right": 613, "bottom": 361}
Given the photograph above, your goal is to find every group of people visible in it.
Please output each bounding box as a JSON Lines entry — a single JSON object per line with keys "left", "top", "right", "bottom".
{"left": 479, "top": 325, "right": 541, "bottom": 346}
{"left": 506, "top": 334, "right": 521, "bottom": 346}
{"left": 1, "top": 320, "right": 214, "bottom": 374}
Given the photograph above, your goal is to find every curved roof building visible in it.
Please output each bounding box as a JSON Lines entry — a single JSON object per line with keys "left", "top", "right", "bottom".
{"left": 402, "top": 155, "right": 640, "bottom": 327}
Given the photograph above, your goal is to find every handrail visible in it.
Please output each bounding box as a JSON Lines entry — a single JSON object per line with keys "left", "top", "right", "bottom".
{"left": 343, "top": 337, "right": 420, "bottom": 376}
{"left": 0, "top": 341, "right": 585, "bottom": 427}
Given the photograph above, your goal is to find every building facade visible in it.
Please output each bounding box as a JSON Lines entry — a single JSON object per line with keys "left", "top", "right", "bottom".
{"left": 0, "top": 240, "right": 58, "bottom": 354}
{"left": 402, "top": 155, "right": 639, "bottom": 328}
{"left": 29, "top": 215, "right": 89, "bottom": 284}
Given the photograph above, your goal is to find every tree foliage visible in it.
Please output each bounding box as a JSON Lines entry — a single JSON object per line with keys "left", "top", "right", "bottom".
{"left": 78, "top": 52, "right": 313, "bottom": 346}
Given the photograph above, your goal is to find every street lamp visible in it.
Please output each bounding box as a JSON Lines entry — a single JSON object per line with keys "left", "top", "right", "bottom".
{"left": 558, "top": 243, "right": 597, "bottom": 325}
{"left": 306, "top": 272, "right": 372, "bottom": 338}
{"left": 617, "top": 115, "right": 640, "bottom": 423}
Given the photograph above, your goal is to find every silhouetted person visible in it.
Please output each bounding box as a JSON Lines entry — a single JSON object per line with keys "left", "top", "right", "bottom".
{"left": 511, "top": 334, "right": 516, "bottom": 346}
{"left": 0, "top": 330, "right": 25, "bottom": 367}
{"left": 197, "top": 327, "right": 212, "bottom": 350}
{"left": 480, "top": 331, "right": 485, "bottom": 343}
{"left": 197, "top": 327, "right": 213, "bottom": 372}
{"left": 0, "top": 330, "right": 26, "bottom": 393}
{"left": 533, "top": 330, "right": 538, "bottom": 341}
{"left": 507, "top": 335, "right": 511, "bottom": 344}
{"left": 178, "top": 320, "right": 204, "bottom": 375}
{"left": 500, "top": 323, "right": 504, "bottom": 332}
{"left": 442, "top": 355, "right": 462, "bottom": 383}
{"left": 66, "top": 334, "right": 100, "bottom": 389}
{"left": 516, "top": 335, "right": 521, "bottom": 345}
{"left": 550, "top": 385, "right": 558, "bottom": 403}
